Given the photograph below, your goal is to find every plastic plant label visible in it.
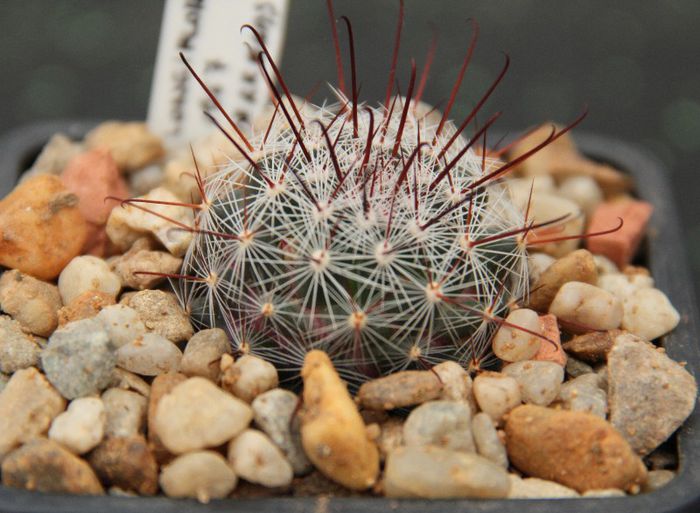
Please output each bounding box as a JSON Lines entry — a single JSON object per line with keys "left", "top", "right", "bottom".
{"left": 147, "top": 0, "right": 289, "bottom": 148}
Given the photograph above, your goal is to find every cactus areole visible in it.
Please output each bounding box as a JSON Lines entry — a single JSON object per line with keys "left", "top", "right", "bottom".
{"left": 175, "top": 5, "right": 584, "bottom": 386}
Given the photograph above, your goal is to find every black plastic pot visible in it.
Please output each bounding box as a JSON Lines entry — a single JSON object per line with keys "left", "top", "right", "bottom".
{"left": 0, "top": 121, "right": 699, "bottom": 513}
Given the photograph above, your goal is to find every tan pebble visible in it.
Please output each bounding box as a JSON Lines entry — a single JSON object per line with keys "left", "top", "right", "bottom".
{"left": 0, "top": 367, "right": 66, "bottom": 459}
{"left": 88, "top": 434, "right": 159, "bottom": 496}
{"left": 533, "top": 314, "right": 567, "bottom": 366}
{"left": 2, "top": 438, "right": 103, "bottom": 495}
{"left": 147, "top": 372, "right": 187, "bottom": 463}
{"left": 505, "top": 404, "right": 647, "bottom": 492}
{"left": 112, "top": 247, "right": 183, "bottom": 290}
{"left": 48, "top": 397, "right": 105, "bottom": 454}
{"left": 528, "top": 249, "right": 598, "bottom": 312}
{"left": 58, "top": 255, "right": 122, "bottom": 305}
{"left": 227, "top": 429, "right": 293, "bottom": 488}
{"left": 221, "top": 354, "right": 278, "bottom": 403}
{"left": 85, "top": 121, "right": 164, "bottom": 172}
{"left": 562, "top": 329, "right": 623, "bottom": 363}
{"left": 0, "top": 175, "right": 87, "bottom": 280}
{"left": 154, "top": 377, "right": 252, "bottom": 454}
{"left": 621, "top": 288, "right": 680, "bottom": 341}
{"left": 300, "top": 350, "right": 379, "bottom": 490}
{"left": 507, "top": 474, "right": 579, "bottom": 498}
{"left": 356, "top": 369, "right": 442, "bottom": 410}
{"left": 126, "top": 289, "right": 193, "bottom": 343}
{"left": 180, "top": 328, "right": 232, "bottom": 382}
{"left": 159, "top": 450, "right": 237, "bottom": 502}
{"left": 0, "top": 270, "right": 62, "bottom": 337}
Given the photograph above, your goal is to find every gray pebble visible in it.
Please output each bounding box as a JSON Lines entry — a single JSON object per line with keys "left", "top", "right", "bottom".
{"left": 472, "top": 412, "right": 508, "bottom": 468}
{"left": 41, "top": 318, "right": 117, "bottom": 399}
{"left": 0, "top": 316, "right": 41, "bottom": 373}
{"left": 557, "top": 373, "right": 607, "bottom": 418}
{"left": 403, "top": 400, "right": 475, "bottom": 453}
{"left": 251, "top": 388, "right": 311, "bottom": 475}
{"left": 384, "top": 445, "right": 509, "bottom": 498}
{"left": 565, "top": 356, "right": 595, "bottom": 378}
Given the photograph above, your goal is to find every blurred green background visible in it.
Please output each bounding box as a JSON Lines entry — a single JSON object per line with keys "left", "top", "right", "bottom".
{"left": 1, "top": 0, "right": 699, "bottom": 286}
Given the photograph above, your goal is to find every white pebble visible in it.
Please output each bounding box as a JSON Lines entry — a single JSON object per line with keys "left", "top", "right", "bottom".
{"left": 227, "top": 429, "right": 293, "bottom": 488}
{"left": 154, "top": 377, "right": 253, "bottom": 454}
{"left": 598, "top": 272, "right": 653, "bottom": 301}
{"left": 471, "top": 413, "right": 508, "bottom": 468}
{"left": 222, "top": 355, "right": 278, "bottom": 403}
{"left": 159, "top": 451, "right": 237, "bottom": 502}
{"left": 433, "top": 361, "right": 473, "bottom": 402}
{"left": 507, "top": 474, "right": 579, "bottom": 498}
{"left": 492, "top": 309, "right": 542, "bottom": 362}
{"left": 557, "top": 175, "right": 603, "bottom": 216}
{"left": 527, "top": 253, "right": 556, "bottom": 285}
{"left": 593, "top": 254, "right": 619, "bottom": 275}
{"left": 101, "top": 388, "right": 147, "bottom": 437}
{"left": 403, "top": 401, "right": 475, "bottom": 453}
{"left": 58, "top": 256, "right": 122, "bottom": 304}
{"left": 502, "top": 360, "right": 564, "bottom": 406}
{"left": 472, "top": 372, "right": 521, "bottom": 423}
{"left": 622, "top": 288, "right": 680, "bottom": 340}
{"left": 116, "top": 333, "right": 182, "bottom": 376}
{"left": 549, "top": 281, "right": 623, "bottom": 331}
{"left": 48, "top": 397, "right": 105, "bottom": 454}
{"left": 96, "top": 305, "right": 146, "bottom": 348}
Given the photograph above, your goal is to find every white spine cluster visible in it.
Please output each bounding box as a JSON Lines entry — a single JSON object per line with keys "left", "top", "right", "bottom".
{"left": 178, "top": 95, "right": 528, "bottom": 385}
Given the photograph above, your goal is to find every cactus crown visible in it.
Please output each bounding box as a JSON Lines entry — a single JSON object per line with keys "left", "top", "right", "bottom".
{"left": 178, "top": 92, "right": 530, "bottom": 384}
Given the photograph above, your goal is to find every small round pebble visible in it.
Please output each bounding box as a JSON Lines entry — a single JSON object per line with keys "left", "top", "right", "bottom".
{"left": 96, "top": 304, "right": 147, "bottom": 348}
{"left": 621, "top": 288, "right": 680, "bottom": 340}
{"left": 41, "top": 318, "right": 117, "bottom": 399}
{"left": 403, "top": 400, "right": 475, "bottom": 453}
{"left": 109, "top": 368, "right": 151, "bottom": 397}
{"left": 228, "top": 429, "right": 294, "bottom": 488}
{"left": 221, "top": 354, "right": 279, "bottom": 403}
{"left": 101, "top": 388, "right": 147, "bottom": 437}
{"left": 549, "top": 281, "right": 623, "bottom": 332}
{"left": 48, "top": 397, "right": 105, "bottom": 454}
{"left": 154, "top": 377, "right": 253, "bottom": 454}
{"left": 116, "top": 333, "right": 182, "bottom": 376}
{"left": 492, "top": 309, "right": 542, "bottom": 362}
{"left": 159, "top": 451, "right": 237, "bottom": 502}
{"left": 502, "top": 360, "right": 564, "bottom": 406}
{"left": 357, "top": 369, "right": 442, "bottom": 410}
{"left": 181, "top": 328, "right": 232, "bottom": 381}
{"left": 472, "top": 372, "right": 521, "bottom": 423}
{"left": 251, "top": 388, "right": 312, "bottom": 475}
{"left": 471, "top": 412, "right": 508, "bottom": 469}
{"left": 58, "top": 255, "right": 122, "bottom": 305}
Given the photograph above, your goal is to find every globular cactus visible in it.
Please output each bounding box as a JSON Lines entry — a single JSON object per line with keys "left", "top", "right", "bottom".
{"left": 168, "top": 7, "right": 581, "bottom": 386}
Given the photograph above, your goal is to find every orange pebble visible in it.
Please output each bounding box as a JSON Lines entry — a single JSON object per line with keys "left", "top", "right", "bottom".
{"left": 534, "top": 314, "right": 567, "bottom": 366}
{"left": 586, "top": 199, "right": 653, "bottom": 269}
{"left": 61, "top": 148, "right": 130, "bottom": 256}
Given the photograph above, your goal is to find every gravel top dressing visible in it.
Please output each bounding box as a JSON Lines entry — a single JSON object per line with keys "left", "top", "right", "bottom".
{"left": 0, "top": 1, "right": 699, "bottom": 512}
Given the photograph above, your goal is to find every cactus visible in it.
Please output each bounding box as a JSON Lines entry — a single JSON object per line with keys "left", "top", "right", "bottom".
{"left": 162, "top": 7, "right": 585, "bottom": 386}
